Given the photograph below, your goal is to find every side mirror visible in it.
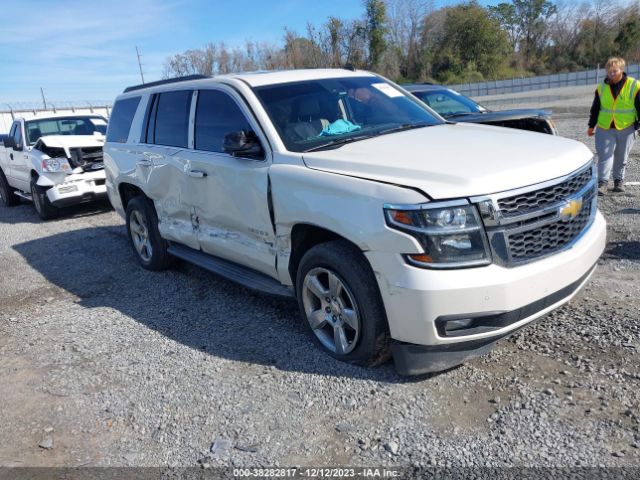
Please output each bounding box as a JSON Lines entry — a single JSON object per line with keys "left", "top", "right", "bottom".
{"left": 3, "top": 137, "right": 19, "bottom": 150}
{"left": 223, "top": 130, "right": 264, "bottom": 160}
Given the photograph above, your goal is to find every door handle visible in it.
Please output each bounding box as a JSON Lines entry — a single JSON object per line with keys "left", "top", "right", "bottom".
{"left": 9, "top": 153, "right": 13, "bottom": 160}
{"left": 186, "top": 170, "right": 207, "bottom": 178}
{"left": 137, "top": 159, "right": 153, "bottom": 167}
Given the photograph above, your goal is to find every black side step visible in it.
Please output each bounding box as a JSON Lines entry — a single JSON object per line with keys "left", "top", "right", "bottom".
{"left": 167, "top": 244, "right": 294, "bottom": 298}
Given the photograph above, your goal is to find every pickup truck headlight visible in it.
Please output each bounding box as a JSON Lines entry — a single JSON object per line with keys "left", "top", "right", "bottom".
{"left": 42, "top": 157, "right": 72, "bottom": 173}
{"left": 384, "top": 200, "right": 491, "bottom": 268}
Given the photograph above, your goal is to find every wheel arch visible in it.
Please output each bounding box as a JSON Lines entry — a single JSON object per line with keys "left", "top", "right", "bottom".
{"left": 288, "top": 223, "right": 366, "bottom": 289}
{"left": 118, "top": 182, "right": 147, "bottom": 210}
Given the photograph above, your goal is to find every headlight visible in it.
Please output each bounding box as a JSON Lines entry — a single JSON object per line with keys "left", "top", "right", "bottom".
{"left": 384, "top": 200, "right": 491, "bottom": 268}
{"left": 42, "top": 157, "right": 71, "bottom": 173}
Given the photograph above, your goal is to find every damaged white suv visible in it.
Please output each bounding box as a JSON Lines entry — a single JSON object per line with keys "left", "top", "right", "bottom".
{"left": 104, "top": 70, "right": 606, "bottom": 375}
{"left": 0, "top": 114, "right": 107, "bottom": 219}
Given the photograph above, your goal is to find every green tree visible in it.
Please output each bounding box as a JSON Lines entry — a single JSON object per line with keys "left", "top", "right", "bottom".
{"left": 364, "top": 0, "right": 388, "bottom": 69}
{"left": 488, "top": 2, "right": 521, "bottom": 49}
{"left": 489, "top": 0, "right": 556, "bottom": 68}
{"left": 615, "top": 9, "right": 640, "bottom": 62}
{"left": 432, "top": 2, "right": 511, "bottom": 82}
{"left": 573, "top": 18, "right": 616, "bottom": 68}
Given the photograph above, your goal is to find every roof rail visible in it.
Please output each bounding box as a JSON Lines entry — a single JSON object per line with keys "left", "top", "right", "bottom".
{"left": 123, "top": 74, "right": 209, "bottom": 93}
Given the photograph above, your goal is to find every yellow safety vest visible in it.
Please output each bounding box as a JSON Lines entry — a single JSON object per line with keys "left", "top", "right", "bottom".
{"left": 596, "top": 76, "right": 640, "bottom": 130}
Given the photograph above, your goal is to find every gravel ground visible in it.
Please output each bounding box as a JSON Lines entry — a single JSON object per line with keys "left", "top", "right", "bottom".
{"left": 0, "top": 88, "right": 639, "bottom": 470}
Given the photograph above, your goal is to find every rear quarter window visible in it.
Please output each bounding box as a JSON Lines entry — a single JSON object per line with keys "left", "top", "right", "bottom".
{"left": 107, "top": 97, "right": 141, "bottom": 143}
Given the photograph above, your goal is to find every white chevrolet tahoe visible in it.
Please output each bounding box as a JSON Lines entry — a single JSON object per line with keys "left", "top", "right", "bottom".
{"left": 104, "top": 69, "right": 606, "bottom": 375}
{"left": 0, "top": 114, "right": 108, "bottom": 219}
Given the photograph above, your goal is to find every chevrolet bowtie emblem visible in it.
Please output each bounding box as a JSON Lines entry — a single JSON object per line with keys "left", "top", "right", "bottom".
{"left": 559, "top": 198, "right": 583, "bottom": 221}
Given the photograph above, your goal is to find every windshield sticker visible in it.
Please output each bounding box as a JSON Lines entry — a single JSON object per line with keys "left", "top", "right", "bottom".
{"left": 89, "top": 118, "right": 107, "bottom": 126}
{"left": 371, "top": 83, "right": 403, "bottom": 98}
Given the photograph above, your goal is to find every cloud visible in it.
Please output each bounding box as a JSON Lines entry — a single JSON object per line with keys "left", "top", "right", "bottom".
{"left": 0, "top": 0, "right": 185, "bottom": 103}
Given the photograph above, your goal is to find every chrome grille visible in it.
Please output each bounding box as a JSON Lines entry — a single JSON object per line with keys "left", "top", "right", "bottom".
{"left": 506, "top": 192, "right": 594, "bottom": 260}
{"left": 475, "top": 162, "right": 598, "bottom": 267}
{"left": 497, "top": 167, "right": 592, "bottom": 217}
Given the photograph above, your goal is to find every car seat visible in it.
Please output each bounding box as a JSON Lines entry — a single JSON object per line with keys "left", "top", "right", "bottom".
{"left": 285, "top": 97, "right": 330, "bottom": 141}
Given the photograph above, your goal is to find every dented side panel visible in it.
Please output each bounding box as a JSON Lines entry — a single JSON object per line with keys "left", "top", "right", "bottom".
{"left": 180, "top": 149, "right": 277, "bottom": 278}
{"left": 268, "top": 160, "right": 428, "bottom": 286}
{"left": 143, "top": 146, "right": 200, "bottom": 250}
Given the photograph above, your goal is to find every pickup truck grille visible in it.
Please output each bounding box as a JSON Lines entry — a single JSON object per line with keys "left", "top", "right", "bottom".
{"left": 479, "top": 162, "right": 597, "bottom": 267}
{"left": 69, "top": 147, "right": 104, "bottom": 172}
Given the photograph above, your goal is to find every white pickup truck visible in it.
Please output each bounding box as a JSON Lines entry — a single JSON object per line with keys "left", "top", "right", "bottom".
{"left": 104, "top": 70, "right": 606, "bottom": 375}
{"left": 0, "top": 114, "right": 108, "bottom": 219}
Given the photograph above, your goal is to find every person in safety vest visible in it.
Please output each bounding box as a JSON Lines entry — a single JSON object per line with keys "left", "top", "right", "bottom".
{"left": 588, "top": 57, "right": 640, "bottom": 195}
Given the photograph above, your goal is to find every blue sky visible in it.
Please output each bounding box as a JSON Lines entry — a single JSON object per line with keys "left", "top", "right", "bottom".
{"left": 0, "top": 0, "right": 500, "bottom": 107}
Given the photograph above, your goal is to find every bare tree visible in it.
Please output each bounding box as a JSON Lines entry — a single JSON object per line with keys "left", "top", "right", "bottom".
{"left": 386, "top": 0, "right": 433, "bottom": 78}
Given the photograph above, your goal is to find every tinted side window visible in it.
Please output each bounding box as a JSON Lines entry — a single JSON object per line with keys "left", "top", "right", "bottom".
{"left": 195, "top": 90, "right": 252, "bottom": 153}
{"left": 13, "top": 122, "right": 23, "bottom": 147}
{"left": 107, "top": 97, "right": 141, "bottom": 143}
{"left": 153, "top": 91, "right": 192, "bottom": 148}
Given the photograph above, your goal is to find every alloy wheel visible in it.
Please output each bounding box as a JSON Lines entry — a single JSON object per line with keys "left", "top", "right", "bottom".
{"left": 301, "top": 267, "right": 361, "bottom": 355}
{"left": 129, "top": 209, "right": 153, "bottom": 262}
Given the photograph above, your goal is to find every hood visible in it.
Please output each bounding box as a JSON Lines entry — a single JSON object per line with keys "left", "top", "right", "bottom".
{"left": 447, "top": 108, "right": 551, "bottom": 123}
{"left": 301, "top": 123, "right": 592, "bottom": 199}
{"left": 39, "top": 135, "right": 105, "bottom": 150}
{"left": 37, "top": 134, "right": 104, "bottom": 159}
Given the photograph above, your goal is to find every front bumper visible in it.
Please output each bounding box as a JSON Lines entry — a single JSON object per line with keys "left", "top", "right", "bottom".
{"left": 366, "top": 210, "right": 606, "bottom": 374}
{"left": 391, "top": 263, "right": 596, "bottom": 375}
{"left": 44, "top": 170, "right": 107, "bottom": 207}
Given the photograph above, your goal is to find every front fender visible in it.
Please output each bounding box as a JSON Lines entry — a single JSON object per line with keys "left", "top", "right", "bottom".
{"left": 269, "top": 163, "right": 428, "bottom": 285}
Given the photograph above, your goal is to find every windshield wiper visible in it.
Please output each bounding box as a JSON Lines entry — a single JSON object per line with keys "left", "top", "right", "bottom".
{"left": 304, "top": 134, "right": 376, "bottom": 152}
{"left": 443, "top": 112, "right": 480, "bottom": 118}
{"left": 376, "top": 122, "right": 433, "bottom": 135}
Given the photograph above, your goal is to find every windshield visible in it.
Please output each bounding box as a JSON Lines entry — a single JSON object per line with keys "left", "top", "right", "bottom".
{"left": 254, "top": 76, "right": 444, "bottom": 152}
{"left": 411, "top": 89, "right": 484, "bottom": 116}
{"left": 24, "top": 116, "right": 108, "bottom": 145}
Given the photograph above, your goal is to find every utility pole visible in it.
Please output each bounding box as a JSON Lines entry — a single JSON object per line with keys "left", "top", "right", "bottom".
{"left": 136, "top": 46, "right": 145, "bottom": 84}
{"left": 40, "top": 87, "right": 47, "bottom": 110}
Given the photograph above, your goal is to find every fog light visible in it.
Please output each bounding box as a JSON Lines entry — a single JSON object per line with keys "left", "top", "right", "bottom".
{"left": 445, "top": 318, "right": 474, "bottom": 331}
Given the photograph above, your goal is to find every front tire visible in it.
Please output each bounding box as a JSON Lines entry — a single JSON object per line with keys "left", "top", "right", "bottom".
{"left": 0, "top": 168, "right": 20, "bottom": 207}
{"left": 30, "top": 177, "right": 58, "bottom": 220}
{"left": 295, "top": 240, "right": 390, "bottom": 367}
{"left": 125, "top": 196, "right": 173, "bottom": 271}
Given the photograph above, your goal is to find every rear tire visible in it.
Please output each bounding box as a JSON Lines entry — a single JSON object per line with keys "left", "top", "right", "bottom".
{"left": 0, "top": 168, "right": 20, "bottom": 207}
{"left": 125, "top": 195, "right": 173, "bottom": 271}
{"left": 30, "top": 177, "right": 58, "bottom": 220}
{"left": 295, "top": 239, "right": 390, "bottom": 367}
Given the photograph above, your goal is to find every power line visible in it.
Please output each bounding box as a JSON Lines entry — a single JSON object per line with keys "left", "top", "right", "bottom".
{"left": 40, "top": 87, "right": 47, "bottom": 110}
{"left": 136, "top": 46, "right": 145, "bottom": 84}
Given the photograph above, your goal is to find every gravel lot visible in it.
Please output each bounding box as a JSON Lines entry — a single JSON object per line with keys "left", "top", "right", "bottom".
{"left": 0, "top": 86, "right": 639, "bottom": 470}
